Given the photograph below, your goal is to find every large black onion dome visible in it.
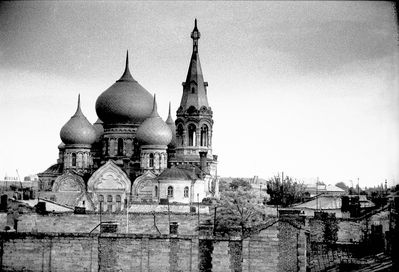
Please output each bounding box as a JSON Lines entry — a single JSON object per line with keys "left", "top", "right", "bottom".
{"left": 136, "top": 95, "right": 172, "bottom": 146}
{"left": 95, "top": 51, "right": 153, "bottom": 125}
{"left": 60, "top": 95, "right": 97, "bottom": 145}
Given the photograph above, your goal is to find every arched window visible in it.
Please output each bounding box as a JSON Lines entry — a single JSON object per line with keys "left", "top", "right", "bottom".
{"left": 177, "top": 124, "right": 184, "bottom": 146}
{"left": 107, "top": 195, "right": 113, "bottom": 202}
{"left": 149, "top": 153, "right": 154, "bottom": 167}
{"left": 71, "top": 153, "right": 77, "bottom": 167}
{"left": 200, "top": 125, "right": 208, "bottom": 146}
{"left": 167, "top": 186, "right": 174, "bottom": 198}
{"left": 117, "top": 138, "right": 124, "bottom": 156}
{"left": 188, "top": 124, "right": 196, "bottom": 146}
{"left": 116, "top": 195, "right": 121, "bottom": 211}
{"left": 191, "top": 87, "right": 195, "bottom": 94}
{"left": 184, "top": 186, "right": 189, "bottom": 198}
{"left": 98, "top": 195, "right": 104, "bottom": 202}
{"left": 155, "top": 186, "right": 158, "bottom": 197}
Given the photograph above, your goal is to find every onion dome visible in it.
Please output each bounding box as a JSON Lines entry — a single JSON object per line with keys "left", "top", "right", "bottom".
{"left": 136, "top": 95, "right": 172, "bottom": 146}
{"left": 165, "top": 102, "right": 177, "bottom": 148}
{"left": 93, "top": 118, "right": 104, "bottom": 142}
{"left": 95, "top": 51, "right": 154, "bottom": 125}
{"left": 58, "top": 142, "right": 66, "bottom": 150}
{"left": 60, "top": 95, "right": 97, "bottom": 145}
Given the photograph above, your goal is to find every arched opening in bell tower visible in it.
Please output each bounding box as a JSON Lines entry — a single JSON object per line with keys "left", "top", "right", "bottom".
{"left": 200, "top": 125, "right": 208, "bottom": 146}
{"left": 177, "top": 124, "right": 184, "bottom": 146}
{"left": 188, "top": 124, "right": 196, "bottom": 146}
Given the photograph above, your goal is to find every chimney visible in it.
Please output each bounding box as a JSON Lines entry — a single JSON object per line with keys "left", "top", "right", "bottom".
{"left": 199, "top": 151, "right": 208, "bottom": 174}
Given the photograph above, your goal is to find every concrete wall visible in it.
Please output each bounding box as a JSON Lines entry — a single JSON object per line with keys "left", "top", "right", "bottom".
{"left": 0, "top": 220, "right": 307, "bottom": 272}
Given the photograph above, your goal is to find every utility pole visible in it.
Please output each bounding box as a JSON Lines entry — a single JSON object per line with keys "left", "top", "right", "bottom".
{"left": 99, "top": 201, "right": 102, "bottom": 225}
{"left": 316, "top": 177, "right": 319, "bottom": 211}
{"left": 125, "top": 198, "right": 129, "bottom": 233}
{"left": 197, "top": 193, "right": 200, "bottom": 228}
{"left": 357, "top": 178, "right": 360, "bottom": 195}
{"left": 213, "top": 206, "right": 217, "bottom": 236}
{"left": 167, "top": 196, "right": 171, "bottom": 232}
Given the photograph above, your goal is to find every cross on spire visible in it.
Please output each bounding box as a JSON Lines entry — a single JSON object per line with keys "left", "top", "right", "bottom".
{"left": 191, "top": 19, "right": 201, "bottom": 53}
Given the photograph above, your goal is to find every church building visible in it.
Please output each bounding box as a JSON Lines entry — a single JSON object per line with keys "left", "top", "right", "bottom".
{"left": 38, "top": 20, "right": 219, "bottom": 212}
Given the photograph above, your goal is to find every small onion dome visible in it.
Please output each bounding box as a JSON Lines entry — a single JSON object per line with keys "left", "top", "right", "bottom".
{"left": 95, "top": 51, "right": 154, "bottom": 125}
{"left": 60, "top": 95, "right": 97, "bottom": 145}
{"left": 136, "top": 95, "right": 172, "bottom": 146}
{"left": 93, "top": 118, "right": 104, "bottom": 142}
{"left": 165, "top": 102, "right": 177, "bottom": 148}
{"left": 58, "top": 142, "right": 66, "bottom": 150}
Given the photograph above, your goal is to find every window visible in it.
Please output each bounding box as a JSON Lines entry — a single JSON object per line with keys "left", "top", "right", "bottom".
{"left": 155, "top": 186, "right": 158, "bottom": 197}
{"left": 98, "top": 195, "right": 104, "bottom": 202}
{"left": 72, "top": 153, "right": 76, "bottom": 167}
{"left": 149, "top": 153, "right": 154, "bottom": 167}
{"left": 107, "top": 195, "right": 113, "bottom": 202}
{"left": 177, "top": 125, "right": 184, "bottom": 145}
{"left": 184, "top": 186, "right": 189, "bottom": 198}
{"left": 167, "top": 186, "right": 174, "bottom": 198}
{"left": 200, "top": 125, "right": 208, "bottom": 146}
{"left": 117, "top": 138, "right": 124, "bottom": 156}
{"left": 116, "top": 195, "right": 121, "bottom": 211}
{"left": 188, "top": 124, "right": 196, "bottom": 146}
{"left": 191, "top": 87, "right": 195, "bottom": 93}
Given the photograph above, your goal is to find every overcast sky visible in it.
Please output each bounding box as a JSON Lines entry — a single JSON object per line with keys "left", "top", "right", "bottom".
{"left": 0, "top": 1, "right": 398, "bottom": 187}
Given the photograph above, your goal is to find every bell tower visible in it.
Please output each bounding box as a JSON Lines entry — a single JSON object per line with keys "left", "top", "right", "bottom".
{"left": 170, "top": 19, "right": 216, "bottom": 172}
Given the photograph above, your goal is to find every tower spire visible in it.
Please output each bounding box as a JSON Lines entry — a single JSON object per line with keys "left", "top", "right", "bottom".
{"left": 180, "top": 20, "right": 209, "bottom": 110}
{"left": 117, "top": 50, "right": 134, "bottom": 82}
{"left": 150, "top": 94, "right": 159, "bottom": 118}
{"left": 74, "top": 94, "right": 83, "bottom": 116}
{"left": 166, "top": 102, "right": 174, "bottom": 124}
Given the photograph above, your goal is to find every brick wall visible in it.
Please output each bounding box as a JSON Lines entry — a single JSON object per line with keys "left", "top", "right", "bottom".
{"left": 0, "top": 220, "right": 306, "bottom": 272}
{"left": 0, "top": 212, "right": 209, "bottom": 235}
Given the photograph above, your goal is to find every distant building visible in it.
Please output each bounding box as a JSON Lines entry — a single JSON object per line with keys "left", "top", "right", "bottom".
{"left": 37, "top": 20, "right": 219, "bottom": 212}
{"left": 286, "top": 194, "right": 375, "bottom": 218}
{"left": 305, "top": 183, "right": 345, "bottom": 197}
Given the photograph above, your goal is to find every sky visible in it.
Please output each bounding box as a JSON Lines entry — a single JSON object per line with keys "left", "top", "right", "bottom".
{"left": 0, "top": 1, "right": 398, "bottom": 188}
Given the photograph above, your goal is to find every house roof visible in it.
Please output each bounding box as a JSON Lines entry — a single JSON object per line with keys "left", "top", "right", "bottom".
{"left": 293, "top": 196, "right": 342, "bottom": 210}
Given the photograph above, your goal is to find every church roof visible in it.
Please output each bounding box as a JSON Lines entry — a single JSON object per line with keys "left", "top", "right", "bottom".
{"left": 60, "top": 95, "right": 97, "bottom": 146}
{"left": 179, "top": 19, "right": 210, "bottom": 111}
{"left": 95, "top": 51, "right": 154, "bottom": 125}
{"left": 38, "top": 163, "right": 63, "bottom": 176}
{"left": 157, "top": 166, "right": 199, "bottom": 181}
{"left": 136, "top": 96, "right": 172, "bottom": 146}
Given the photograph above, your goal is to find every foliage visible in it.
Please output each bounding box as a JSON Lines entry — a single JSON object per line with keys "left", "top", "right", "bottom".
{"left": 229, "top": 179, "right": 252, "bottom": 191}
{"left": 266, "top": 175, "right": 306, "bottom": 207}
{"left": 214, "top": 179, "right": 265, "bottom": 237}
{"left": 323, "top": 213, "right": 338, "bottom": 245}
